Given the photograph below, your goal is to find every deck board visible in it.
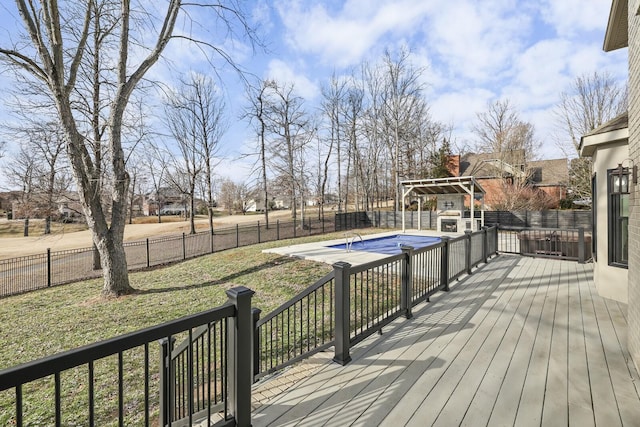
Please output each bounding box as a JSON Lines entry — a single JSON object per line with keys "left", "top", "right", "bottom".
{"left": 251, "top": 255, "right": 640, "bottom": 427}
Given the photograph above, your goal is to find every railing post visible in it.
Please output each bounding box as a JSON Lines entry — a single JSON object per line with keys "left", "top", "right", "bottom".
{"left": 226, "top": 286, "right": 255, "bottom": 427}
{"left": 578, "top": 228, "right": 585, "bottom": 264}
{"left": 400, "top": 245, "right": 414, "bottom": 319}
{"left": 252, "top": 308, "right": 262, "bottom": 381}
{"left": 146, "top": 238, "right": 150, "bottom": 268}
{"left": 464, "top": 231, "right": 472, "bottom": 275}
{"left": 182, "top": 233, "right": 186, "bottom": 260}
{"left": 482, "top": 227, "right": 489, "bottom": 263}
{"left": 440, "top": 237, "right": 450, "bottom": 292}
{"left": 333, "top": 261, "right": 352, "bottom": 366}
{"left": 47, "top": 248, "right": 51, "bottom": 287}
{"left": 159, "top": 336, "right": 175, "bottom": 427}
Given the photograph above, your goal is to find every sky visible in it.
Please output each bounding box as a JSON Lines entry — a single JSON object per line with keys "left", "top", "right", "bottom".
{"left": 0, "top": 0, "right": 629, "bottom": 188}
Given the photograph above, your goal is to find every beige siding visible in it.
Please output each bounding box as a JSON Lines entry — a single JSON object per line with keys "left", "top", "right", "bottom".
{"left": 592, "top": 141, "right": 629, "bottom": 302}
{"left": 628, "top": 0, "right": 640, "bottom": 375}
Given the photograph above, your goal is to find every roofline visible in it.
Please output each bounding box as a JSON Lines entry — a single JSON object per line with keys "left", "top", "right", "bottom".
{"left": 580, "top": 126, "right": 629, "bottom": 157}
{"left": 604, "top": 0, "right": 628, "bottom": 52}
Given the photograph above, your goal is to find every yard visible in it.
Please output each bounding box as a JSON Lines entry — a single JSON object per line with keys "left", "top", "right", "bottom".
{"left": 0, "top": 233, "right": 344, "bottom": 425}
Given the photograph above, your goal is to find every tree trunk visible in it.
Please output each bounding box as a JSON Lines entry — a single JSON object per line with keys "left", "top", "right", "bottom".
{"left": 95, "top": 232, "right": 133, "bottom": 296}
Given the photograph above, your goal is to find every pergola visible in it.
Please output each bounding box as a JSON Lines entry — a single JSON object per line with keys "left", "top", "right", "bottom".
{"left": 400, "top": 176, "right": 486, "bottom": 232}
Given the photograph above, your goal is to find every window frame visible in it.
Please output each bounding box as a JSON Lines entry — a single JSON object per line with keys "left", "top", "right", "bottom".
{"left": 607, "top": 168, "right": 629, "bottom": 268}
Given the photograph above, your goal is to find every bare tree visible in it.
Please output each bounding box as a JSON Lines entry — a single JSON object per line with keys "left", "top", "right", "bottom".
{"left": 140, "top": 138, "right": 170, "bottom": 222}
{"left": 320, "top": 73, "right": 347, "bottom": 213}
{"left": 472, "top": 99, "right": 538, "bottom": 183}
{"left": 555, "top": 71, "right": 627, "bottom": 201}
{"left": 6, "top": 143, "right": 37, "bottom": 235}
{"left": 379, "top": 48, "right": 426, "bottom": 211}
{"left": 165, "top": 74, "right": 225, "bottom": 234}
{"left": 244, "top": 79, "right": 273, "bottom": 227}
{"left": 0, "top": 1, "right": 258, "bottom": 296}
{"left": 263, "top": 81, "right": 310, "bottom": 220}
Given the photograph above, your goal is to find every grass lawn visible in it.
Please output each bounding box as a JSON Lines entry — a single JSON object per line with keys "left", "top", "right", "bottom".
{"left": 0, "top": 231, "right": 374, "bottom": 425}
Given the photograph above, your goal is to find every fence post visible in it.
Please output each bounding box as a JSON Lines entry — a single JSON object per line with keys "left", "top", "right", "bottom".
{"left": 210, "top": 229, "right": 214, "bottom": 254}
{"left": 236, "top": 224, "right": 239, "bottom": 248}
{"left": 440, "top": 237, "right": 450, "bottom": 292}
{"left": 146, "top": 239, "right": 150, "bottom": 268}
{"left": 225, "top": 286, "right": 255, "bottom": 427}
{"left": 182, "top": 233, "right": 186, "bottom": 260}
{"left": 277, "top": 220, "right": 280, "bottom": 240}
{"left": 400, "top": 245, "right": 414, "bottom": 319}
{"left": 482, "top": 227, "right": 488, "bottom": 263}
{"left": 333, "top": 261, "right": 352, "bottom": 366}
{"left": 47, "top": 248, "right": 51, "bottom": 287}
{"left": 322, "top": 216, "right": 325, "bottom": 234}
{"left": 294, "top": 218, "right": 297, "bottom": 238}
{"left": 257, "top": 221, "right": 261, "bottom": 244}
{"left": 578, "top": 228, "right": 585, "bottom": 264}
{"left": 158, "top": 336, "right": 175, "bottom": 427}
{"left": 252, "top": 308, "right": 262, "bottom": 381}
{"left": 464, "top": 231, "right": 472, "bottom": 275}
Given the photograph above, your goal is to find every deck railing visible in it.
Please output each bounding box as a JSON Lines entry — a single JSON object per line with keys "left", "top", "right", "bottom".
{"left": 497, "top": 226, "right": 590, "bottom": 262}
{"left": 0, "top": 287, "right": 255, "bottom": 427}
{"left": 0, "top": 226, "right": 501, "bottom": 427}
{"left": 255, "top": 226, "right": 499, "bottom": 369}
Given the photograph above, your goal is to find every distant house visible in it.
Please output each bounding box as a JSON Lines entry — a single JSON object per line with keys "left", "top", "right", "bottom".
{"left": 449, "top": 151, "right": 568, "bottom": 209}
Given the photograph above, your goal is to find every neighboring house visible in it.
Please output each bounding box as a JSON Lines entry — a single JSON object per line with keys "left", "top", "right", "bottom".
{"left": 143, "top": 187, "right": 188, "bottom": 216}
{"left": 11, "top": 191, "right": 83, "bottom": 220}
{"left": 579, "top": 112, "right": 629, "bottom": 303}
{"left": 600, "top": 0, "right": 640, "bottom": 375}
{"left": 449, "top": 151, "right": 568, "bottom": 208}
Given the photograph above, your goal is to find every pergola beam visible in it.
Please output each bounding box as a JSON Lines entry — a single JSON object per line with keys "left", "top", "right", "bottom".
{"left": 400, "top": 176, "right": 486, "bottom": 232}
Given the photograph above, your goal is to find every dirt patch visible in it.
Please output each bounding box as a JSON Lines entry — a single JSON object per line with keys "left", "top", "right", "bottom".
{"left": 0, "top": 211, "right": 295, "bottom": 260}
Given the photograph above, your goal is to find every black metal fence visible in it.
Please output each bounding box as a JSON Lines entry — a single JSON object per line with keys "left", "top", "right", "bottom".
{"left": 0, "top": 286, "right": 255, "bottom": 427}
{"left": 0, "top": 216, "right": 334, "bottom": 298}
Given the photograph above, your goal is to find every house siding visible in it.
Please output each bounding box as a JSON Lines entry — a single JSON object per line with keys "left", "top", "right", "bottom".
{"left": 627, "top": 0, "right": 640, "bottom": 373}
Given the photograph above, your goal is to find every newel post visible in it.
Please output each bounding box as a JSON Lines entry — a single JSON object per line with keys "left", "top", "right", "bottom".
{"left": 400, "top": 245, "right": 414, "bottom": 319}
{"left": 333, "top": 261, "right": 352, "bottom": 365}
{"left": 252, "top": 308, "right": 262, "bottom": 380}
{"left": 440, "top": 236, "right": 450, "bottom": 292}
{"left": 226, "top": 286, "right": 255, "bottom": 427}
{"left": 578, "top": 228, "right": 585, "bottom": 264}
{"left": 464, "top": 230, "right": 472, "bottom": 275}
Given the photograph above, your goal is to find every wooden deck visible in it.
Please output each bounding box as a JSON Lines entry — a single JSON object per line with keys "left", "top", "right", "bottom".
{"left": 252, "top": 255, "right": 640, "bottom": 426}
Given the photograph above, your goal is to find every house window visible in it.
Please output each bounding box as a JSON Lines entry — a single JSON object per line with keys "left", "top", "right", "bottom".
{"left": 608, "top": 168, "right": 629, "bottom": 267}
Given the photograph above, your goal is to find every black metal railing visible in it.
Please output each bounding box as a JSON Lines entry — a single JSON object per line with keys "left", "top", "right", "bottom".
{"left": 497, "top": 226, "right": 590, "bottom": 262}
{"left": 0, "top": 287, "right": 255, "bottom": 427}
{"left": 254, "top": 272, "right": 335, "bottom": 379}
{"left": 0, "top": 226, "right": 504, "bottom": 426}
{"left": 0, "top": 216, "right": 335, "bottom": 298}
{"left": 254, "top": 226, "right": 500, "bottom": 371}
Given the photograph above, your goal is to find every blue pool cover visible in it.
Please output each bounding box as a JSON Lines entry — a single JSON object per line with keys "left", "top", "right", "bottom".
{"left": 328, "top": 234, "right": 442, "bottom": 255}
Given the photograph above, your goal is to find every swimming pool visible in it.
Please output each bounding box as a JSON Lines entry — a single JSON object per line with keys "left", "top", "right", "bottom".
{"left": 327, "top": 234, "right": 442, "bottom": 255}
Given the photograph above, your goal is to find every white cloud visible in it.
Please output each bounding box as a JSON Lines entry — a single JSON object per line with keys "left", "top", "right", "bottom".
{"left": 424, "top": 0, "right": 531, "bottom": 84}
{"left": 275, "top": 0, "right": 435, "bottom": 67}
{"left": 539, "top": 0, "right": 612, "bottom": 37}
{"left": 265, "top": 59, "right": 320, "bottom": 100}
